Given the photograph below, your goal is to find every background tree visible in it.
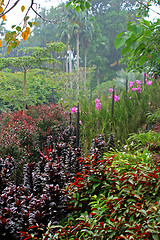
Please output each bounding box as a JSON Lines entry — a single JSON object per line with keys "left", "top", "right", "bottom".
{"left": 0, "top": 42, "right": 65, "bottom": 109}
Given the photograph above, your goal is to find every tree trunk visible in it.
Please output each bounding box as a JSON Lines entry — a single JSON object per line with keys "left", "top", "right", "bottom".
{"left": 69, "top": 48, "right": 73, "bottom": 89}
{"left": 23, "top": 69, "right": 27, "bottom": 111}
{"left": 97, "top": 67, "right": 100, "bottom": 86}
{"left": 66, "top": 51, "right": 68, "bottom": 73}
{"left": 84, "top": 47, "right": 87, "bottom": 91}
{"left": 77, "top": 30, "right": 80, "bottom": 96}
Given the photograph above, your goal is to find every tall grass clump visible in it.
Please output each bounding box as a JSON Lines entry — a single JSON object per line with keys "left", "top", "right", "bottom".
{"left": 79, "top": 77, "right": 160, "bottom": 152}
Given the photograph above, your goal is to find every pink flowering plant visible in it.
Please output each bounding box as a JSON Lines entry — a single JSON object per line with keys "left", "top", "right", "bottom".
{"left": 95, "top": 98, "right": 102, "bottom": 110}
{"left": 70, "top": 107, "right": 78, "bottom": 113}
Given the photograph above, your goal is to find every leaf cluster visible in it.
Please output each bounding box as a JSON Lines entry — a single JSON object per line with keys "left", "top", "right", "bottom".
{"left": 115, "top": 18, "right": 160, "bottom": 73}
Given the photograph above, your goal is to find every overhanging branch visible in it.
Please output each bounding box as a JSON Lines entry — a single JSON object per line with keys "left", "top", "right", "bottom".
{"left": 136, "top": 0, "right": 160, "bottom": 16}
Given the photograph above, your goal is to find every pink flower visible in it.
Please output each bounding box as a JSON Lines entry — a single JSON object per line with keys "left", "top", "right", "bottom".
{"left": 136, "top": 87, "right": 141, "bottom": 93}
{"left": 129, "top": 96, "right": 132, "bottom": 99}
{"left": 130, "top": 81, "right": 133, "bottom": 88}
{"left": 147, "top": 80, "right": 152, "bottom": 85}
{"left": 95, "top": 98, "right": 101, "bottom": 110}
{"left": 95, "top": 98, "right": 100, "bottom": 104}
{"left": 114, "top": 95, "right": 120, "bottom": 102}
{"left": 151, "top": 72, "right": 155, "bottom": 78}
{"left": 143, "top": 73, "right": 147, "bottom": 77}
{"left": 109, "top": 95, "right": 112, "bottom": 99}
{"left": 95, "top": 103, "right": 101, "bottom": 110}
{"left": 70, "top": 107, "right": 77, "bottom": 113}
{"left": 60, "top": 98, "right": 63, "bottom": 101}
{"left": 109, "top": 88, "right": 113, "bottom": 93}
{"left": 132, "top": 87, "right": 137, "bottom": 91}
{"left": 136, "top": 80, "right": 141, "bottom": 85}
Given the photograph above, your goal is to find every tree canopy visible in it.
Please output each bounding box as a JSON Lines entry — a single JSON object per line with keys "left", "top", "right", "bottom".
{"left": 114, "top": 0, "right": 160, "bottom": 75}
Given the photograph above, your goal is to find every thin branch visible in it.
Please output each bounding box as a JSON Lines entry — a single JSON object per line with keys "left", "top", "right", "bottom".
{"left": 3, "top": 0, "right": 11, "bottom": 13}
{"left": 136, "top": 0, "right": 160, "bottom": 16}
{"left": 31, "top": 5, "right": 57, "bottom": 23}
{"left": 0, "top": 0, "right": 21, "bottom": 17}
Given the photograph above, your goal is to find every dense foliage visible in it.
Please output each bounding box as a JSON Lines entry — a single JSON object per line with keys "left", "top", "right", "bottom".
{"left": 0, "top": 104, "right": 68, "bottom": 164}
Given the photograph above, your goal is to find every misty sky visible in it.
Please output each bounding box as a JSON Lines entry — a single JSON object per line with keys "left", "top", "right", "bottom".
{"left": 3, "top": 0, "right": 160, "bottom": 30}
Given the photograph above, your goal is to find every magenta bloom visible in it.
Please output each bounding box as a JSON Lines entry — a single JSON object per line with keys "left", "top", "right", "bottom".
{"left": 114, "top": 95, "right": 120, "bottom": 102}
{"left": 95, "top": 98, "right": 101, "bottom": 110}
{"left": 130, "top": 81, "right": 133, "bottom": 88}
{"left": 136, "top": 80, "right": 141, "bottom": 85}
{"left": 109, "top": 95, "right": 112, "bottom": 99}
{"left": 147, "top": 80, "right": 152, "bottom": 85}
{"left": 95, "top": 98, "right": 100, "bottom": 104}
{"left": 95, "top": 103, "right": 102, "bottom": 110}
{"left": 109, "top": 88, "right": 113, "bottom": 93}
{"left": 151, "top": 72, "right": 155, "bottom": 78}
{"left": 70, "top": 107, "right": 77, "bottom": 113}
{"left": 129, "top": 96, "right": 132, "bottom": 99}
{"left": 132, "top": 87, "right": 137, "bottom": 91}
{"left": 136, "top": 87, "right": 141, "bottom": 93}
{"left": 143, "top": 73, "right": 147, "bottom": 77}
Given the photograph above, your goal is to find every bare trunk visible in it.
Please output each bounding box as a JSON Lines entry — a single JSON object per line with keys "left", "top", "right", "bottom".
{"left": 69, "top": 48, "right": 73, "bottom": 89}
{"left": 66, "top": 52, "right": 68, "bottom": 73}
{"left": 77, "top": 30, "right": 80, "bottom": 96}
{"left": 97, "top": 67, "right": 100, "bottom": 86}
{"left": 84, "top": 47, "right": 87, "bottom": 91}
{"left": 23, "top": 69, "right": 27, "bottom": 111}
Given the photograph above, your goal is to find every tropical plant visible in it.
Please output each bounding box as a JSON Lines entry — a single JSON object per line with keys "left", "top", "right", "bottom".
{"left": 0, "top": 43, "right": 65, "bottom": 110}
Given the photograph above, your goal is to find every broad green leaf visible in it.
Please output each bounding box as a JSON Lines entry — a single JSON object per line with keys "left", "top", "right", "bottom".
{"left": 133, "top": 43, "right": 146, "bottom": 55}
{"left": 11, "top": 41, "right": 17, "bottom": 49}
{"left": 121, "top": 45, "right": 131, "bottom": 55}
{"left": 5, "top": 32, "right": 11, "bottom": 41}
{"left": 144, "top": 29, "right": 151, "bottom": 36}
{"left": 76, "top": 5, "right": 80, "bottom": 12}
{"left": 116, "top": 32, "right": 124, "bottom": 39}
{"left": 114, "top": 37, "right": 126, "bottom": 49}
{"left": 28, "top": 21, "right": 33, "bottom": 27}
{"left": 86, "top": 2, "right": 90, "bottom": 9}
{"left": 7, "top": 46, "right": 11, "bottom": 54}
{"left": 143, "top": 19, "right": 151, "bottom": 27}
{"left": 66, "top": 2, "right": 72, "bottom": 8}
{"left": 139, "top": 55, "right": 147, "bottom": 66}
{"left": 16, "top": 26, "right": 21, "bottom": 32}
{"left": 80, "top": 3, "right": 85, "bottom": 11}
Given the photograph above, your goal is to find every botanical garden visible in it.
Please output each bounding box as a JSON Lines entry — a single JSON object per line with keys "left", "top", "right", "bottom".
{"left": 0, "top": 0, "right": 160, "bottom": 239}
